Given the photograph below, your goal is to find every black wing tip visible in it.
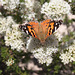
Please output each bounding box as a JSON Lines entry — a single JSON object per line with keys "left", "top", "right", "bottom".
{"left": 19, "top": 24, "right": 32, "bottom": 35}
{"left": 58, "top": 20, "right": 63, "bottom": 25}
{"left": 19, "top": 24, "right": 30, "bottom": 29}
{"left": 19, "top": 24, "right": 27, "bottom": 32}
{"left": 52, "top": 20, "right": 63, "bottom": 33}
{"left": 55, "top": 20, "right": 63, "bottom": 26}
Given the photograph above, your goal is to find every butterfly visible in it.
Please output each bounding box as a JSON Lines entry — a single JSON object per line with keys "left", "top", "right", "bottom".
{"left": 19, "top": 19, "right": 62, "bottom": 44}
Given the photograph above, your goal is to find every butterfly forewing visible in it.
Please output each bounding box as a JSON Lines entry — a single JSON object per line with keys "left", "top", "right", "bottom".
{"left": 26, "top": 22, "right": 39, "bottom": 38}
{"left": 41, "top": 19, "right": 55, "bottom": 39}
{"left": 41, "top": 19, "right": 62, "bottom": 40}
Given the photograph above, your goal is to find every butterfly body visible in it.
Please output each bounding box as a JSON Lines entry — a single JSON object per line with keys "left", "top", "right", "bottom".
{"left": 19, "top": 19, "right": 62, "bottom": 44}
{"left": 37, "top": 24, "right": 46, "bottom": 43}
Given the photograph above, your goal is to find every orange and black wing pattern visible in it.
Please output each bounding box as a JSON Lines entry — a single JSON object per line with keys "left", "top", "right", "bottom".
{"left": 19, "top": 21, "right": 39, "bottom": 39}
{"left": 27, "top": 22, "right": 39, "bottom": 38}
{"left": 19, "top": 19, "right": 62, "bottom": 41}
{"left": 41, "top": 19, "right": 62, "bottom": 39}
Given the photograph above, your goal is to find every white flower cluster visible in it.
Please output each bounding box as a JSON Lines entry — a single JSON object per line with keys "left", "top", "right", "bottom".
{"left": 41, "top": 0, "right": 71, "bottom": 20}
{"left": 0, "top": 16, "right": 15, "bottom": 34}
{"left": 54, "top": 31, "right": 63, "bottom": 41}
{"left": 0, "top": 0, "right": 20, "bottom": 11}
{"left": 4, "top": 24, "right": 25, "bottom": 51}
{"left": 0, "top": 16, "right": 25, "bottom": 51}
{"left": 54, "top": 33, "right": 63, "bottom": 41}
{"left": 60, "top": 40, "right": 75, "bottom": 64}
{"left": 32, "top": 47, "right": 58, "bottom": 66}
{"left": 26, "top": 35, "right": 59, "bottom": 66}
{"left": 20, "top": 0, "right": 41, "bottom": 20}
{"left": 68, "top": 0, "right": 72, "bottom": 2}
{"left": 6, "top": 58, "right": 14, "bottom": 66}
{"left": 0, "top": 12, "right": 2, "bottom": 16}
{"left": 0, "top": 0, "right": 41, "bottom": 20}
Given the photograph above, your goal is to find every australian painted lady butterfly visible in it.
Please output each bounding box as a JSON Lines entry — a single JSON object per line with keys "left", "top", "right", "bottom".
{"left": 19, "top": 19, "right": 62, "bottom": 44}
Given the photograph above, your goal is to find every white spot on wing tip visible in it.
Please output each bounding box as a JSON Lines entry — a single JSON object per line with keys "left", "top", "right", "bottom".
{"left": 26, "top": 30, "right": 29, "bottom": 34}
{"left": 55, "top": 27, "right": 57, "bottom": 30}
{"left": 56, "top": 23, "right": 58, "bottom": 25}
{"left": 24, "top": 27, "right": 26, "bottom": 29}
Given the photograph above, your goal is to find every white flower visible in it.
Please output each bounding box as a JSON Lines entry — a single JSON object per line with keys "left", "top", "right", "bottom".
{"left": 26, "top": 35, "right": 59, "bottom": 66}
{"left": 24, "top": 13, "right": 36, "bottom": 20}
{"left": 68, "top": 0, "right": 72, "bottom": 2}
{"left": 60, "top": 40, "right": 75, "bottom": 64}
{"left": 0, "top": 16, "right": 25, "bottom": 51}
{"left": 54, "top": 24, "right": 68, "bottom": 41}
{"left": 41, "top": 0, "right": 71, "bottom": 20}
{"left": 0, "top": 12, "right": 2, "bottom": 15}
{"left": 60, "top": 52, "right": 71, "bottom": 64}
{"left": 0, "top": 0, "right": 20, "bottom": 11}
{"left": 0, "top": 0, "right": 41, "bottom": 20}
{"left": 20, "top": 0, "right": 41, "bottom": 20}
{"left": 6, "top": 58, "right": 14, "bottom": 66}
{"left": 25, "top": 0, "right": 35, "bottom": 10}
{"left": 32, "top": 47, "right": 58, "bottom": 66}
{"left": 0, "top": 16, "right": 15, "bottom": 34}
{"left": 54, "top": 32, "right": 63, "bottom": 41}
{"left": 4, "top": 24, "right": 25, "bottom": 51}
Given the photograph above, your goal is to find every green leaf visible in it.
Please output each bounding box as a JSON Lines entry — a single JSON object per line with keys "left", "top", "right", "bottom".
{"left": 72, "top": 70, "right": 75, "bottom": 73}
{"left": 54, "top": 65, "right": 60, "bottom": 70}
{"left": 0, "top": 70, "right": 2, "bottom": 74}
{"left": 40, "top": 0, "right": 45, "bottom": 5}
{"left": 1, "top": 47, "right": 9, "bottom": 59}
{"left": 21, "top": 72, "right": 29, "bottom": 75}
{"left": 54, "top": 70, "right": 58, "bottom": 73}
{"left": 47, "top": 69, "right": 51, "bottom": 71}
{"left": 20, "top": 0, "right": 25, "bottom": 2}
{"left": 73, "top": 61, "right": 75, "bottom": 65}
